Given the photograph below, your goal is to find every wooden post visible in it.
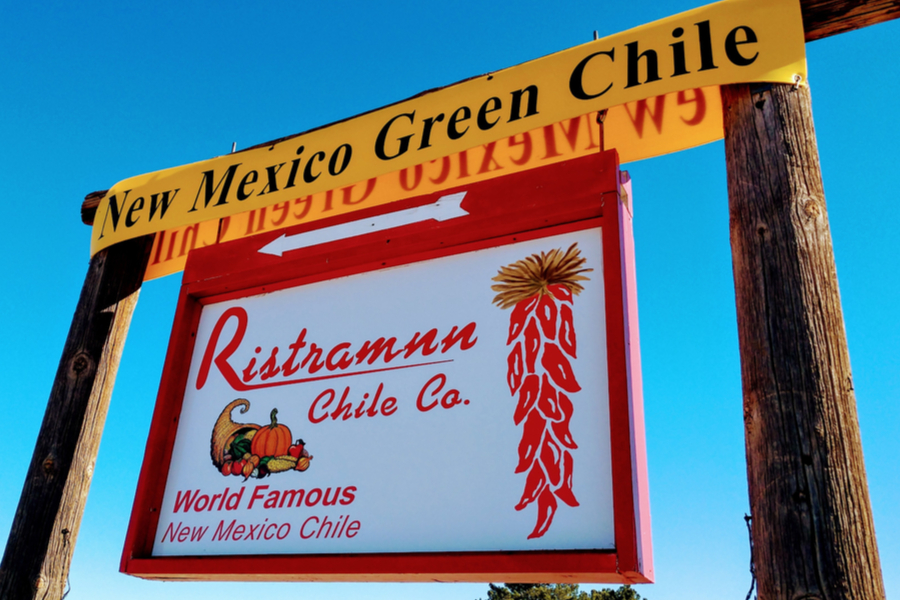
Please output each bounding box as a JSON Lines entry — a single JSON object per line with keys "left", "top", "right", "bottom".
{"left": 722, "top": 82, "right": 885, "bottom": 598}
{"left": 800, "top": 0, "right": 900, "bottom": 41}
{"left": 0, "top": 234, "right": 153, "bottom": 600}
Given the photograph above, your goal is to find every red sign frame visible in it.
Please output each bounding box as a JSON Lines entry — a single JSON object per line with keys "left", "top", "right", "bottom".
{"left": 121, "top": 151, "right": 652, "bottom": 583}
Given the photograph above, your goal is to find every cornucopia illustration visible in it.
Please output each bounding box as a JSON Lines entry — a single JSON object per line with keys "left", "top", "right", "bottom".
{"left": 211, "top": 399, "right": 312, "bottom": 479}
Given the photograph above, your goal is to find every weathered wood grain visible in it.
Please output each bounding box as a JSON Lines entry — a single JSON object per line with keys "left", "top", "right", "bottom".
{"left": 81, "top": 191, "right": 106, "bottom": 226}
{"left": 0, "top": 235, "right": 153, "bottom": 599}
{"left": 802, "top": 0, "right": 900, "bottom": 41}
{"left": 722, "top": 82, "right": 884, "bottom": 600}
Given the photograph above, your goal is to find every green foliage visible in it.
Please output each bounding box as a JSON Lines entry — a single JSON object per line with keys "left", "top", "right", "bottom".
{"left": 589, "top": 585, "right": 644, "bottom": 600}
{"left": 482, "top": 583, "right": 645, "bottom": 600}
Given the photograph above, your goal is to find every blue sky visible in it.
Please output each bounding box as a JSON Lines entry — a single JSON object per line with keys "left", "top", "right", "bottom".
{"left": 2, "top": 1, "right": 897, "bottom": 598}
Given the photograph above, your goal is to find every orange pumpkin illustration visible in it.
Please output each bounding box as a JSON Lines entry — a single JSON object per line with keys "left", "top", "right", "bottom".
{"left": 251, "top": 408, "right": 293, "bottom": 458}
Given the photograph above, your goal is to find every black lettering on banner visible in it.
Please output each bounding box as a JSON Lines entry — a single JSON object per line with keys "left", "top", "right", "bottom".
{"left": 259, "top": 163, "right": 285, "bottom": 195}
{"left": 237, "top": 170, "right": 258, "bottom": 200}
{"left": 304, "top": 151, "right": 326, "bottom": 183}
{"left": 670, "top": 28, "right": 689, "bottom": 77}
{"left": 97, "top": 188, "right": 179, "bottom": 238}
{"left": 508, "top": 85, "right": 539, "bottom": 122}
{"left": 625, "top": 41, "right": 662, "bottom": 88}
{"left": 125, "top": 196, "right": 144, "bottom": 227}
{"left": 328, "top": 144, "right": 353, "bottom": 176}
{"left": 569, "top": 50, "right": 615, "bottom": 100}
{"left": 148, "top": 189, "right": 178, "bottom": 221}
{"left": 447, "top": 106, "right": 471, "bottom": 140}
{"left": 725, "top": 26, "right": 758, "bottom": 66}
{"left": 190, "top": 164, "right": 241, "bottom": 212}
{"left": 418, "top": 114, "right": 445, "bottom": 150}
{"left": 284, "top": 146, "right": 305, "bottom": 190}
{"left": 97, "top": 190, "right": 128, "bottom": 238}
{"left": 477, "top": 97, "right": 502, "bottom": 130}
{"left": 375, "top": 112, "right": 416, "bottom": 160}
{"left": 695, "top": 21, "right": 718, "bottom": 71}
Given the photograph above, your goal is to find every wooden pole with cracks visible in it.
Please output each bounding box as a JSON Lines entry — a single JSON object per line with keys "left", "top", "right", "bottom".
{"left": 722, "top": 82, "right": 885, "bottom": 599}
{"left": 0, "top": 233, "right": 153, "bottom": 599}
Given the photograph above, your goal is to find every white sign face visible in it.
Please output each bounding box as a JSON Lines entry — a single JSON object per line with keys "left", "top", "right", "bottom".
{"left": 152, "top": 227, "right": 614, "bottom": 557}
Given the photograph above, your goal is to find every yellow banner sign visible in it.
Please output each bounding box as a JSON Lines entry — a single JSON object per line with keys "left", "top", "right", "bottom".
{"left": 145, "top": 89, "right": 721, "bottom": 279}
{"left": 94, "top": 0, "right": 805, "bottom": 258}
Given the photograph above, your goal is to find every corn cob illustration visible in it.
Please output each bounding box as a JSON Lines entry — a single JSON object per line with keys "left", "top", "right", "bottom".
{"left": 492, "top": 243, "right": 592, "bottom": 539}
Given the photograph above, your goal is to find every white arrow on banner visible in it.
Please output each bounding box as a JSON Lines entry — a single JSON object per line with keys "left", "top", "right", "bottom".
{"left": 258, "top": 192, "right": 469, "bottom": 257}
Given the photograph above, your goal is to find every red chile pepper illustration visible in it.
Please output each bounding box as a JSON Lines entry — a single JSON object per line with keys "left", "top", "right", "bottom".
{"left": 491, "top": 243, "right": 591, "bottom": 539}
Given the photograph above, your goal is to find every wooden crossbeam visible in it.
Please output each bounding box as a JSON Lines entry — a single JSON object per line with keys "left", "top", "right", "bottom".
{"left": 801, "top": 0, "right": 900, "bottom": 41}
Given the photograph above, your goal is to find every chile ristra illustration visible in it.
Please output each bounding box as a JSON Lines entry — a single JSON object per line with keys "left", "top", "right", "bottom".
{"left": 492, "top": 242, "right": 592, "bottom": 539}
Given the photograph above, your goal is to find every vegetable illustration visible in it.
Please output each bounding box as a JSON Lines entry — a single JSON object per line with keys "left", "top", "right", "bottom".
{"left": 241, "top": 455, "right": 259, "bottom": 479}
{"left": 288, "top": 440, "right": 305, "bottom": 458}
{"left": 251, "top": 409, "right": 293, "bottom": 458}
{"left": 492, "top": 242, "right": 591, "bottom": 539}
{"left": 210, "top": 400, "right": 312, "bottom": 478}
{"left": 210, "top": 399, "right": 259, "bottom": 469}
{"left": 267, "top": 455, "right": 300, "bottom": 473}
